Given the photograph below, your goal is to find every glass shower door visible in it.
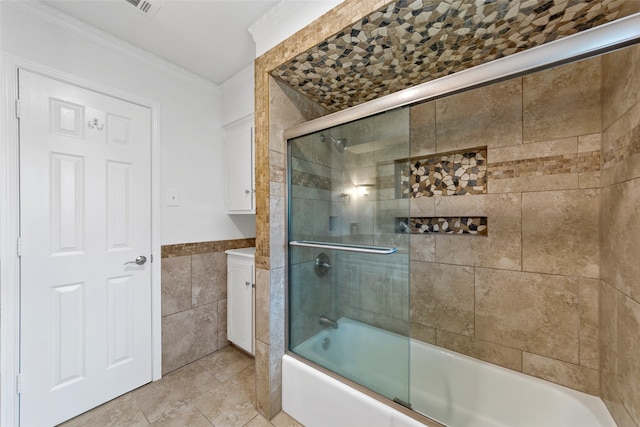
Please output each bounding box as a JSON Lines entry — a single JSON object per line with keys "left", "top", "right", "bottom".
{"left": 287, "top": 107, "right": 411, "bottom": 405}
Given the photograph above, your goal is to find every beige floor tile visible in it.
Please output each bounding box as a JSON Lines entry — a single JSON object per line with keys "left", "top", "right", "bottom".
{"left": 271, "top": 411, "right": 305, "bottom": 427}
{"left": 195, "top": 367, "right": 258, "bottom": 427}
{"left": 58, "top": 393, "right": 149, "bottom": 427}
{"left": 132, "top": 361, "right": 220, "bottom": 422}
{"left": 244, "top": 414, "right": 274, "bottom": 427}
{"left": 147, "top": 401, "right": 213, "bottom": 427}
{"left": 197, "top": 345, "right": 255, "bottom": 382}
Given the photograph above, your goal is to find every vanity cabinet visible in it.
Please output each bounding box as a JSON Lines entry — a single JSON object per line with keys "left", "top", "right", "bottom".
{"left": 225, "top": 247, "right": 255, "bottom": 355}
{"left": 224, "top": 115, "right": 255, "bottom": 214}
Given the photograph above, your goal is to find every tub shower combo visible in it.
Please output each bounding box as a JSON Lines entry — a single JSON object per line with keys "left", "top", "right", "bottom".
{"left": 282, "top": 13, "right": 640, "bottom": 427}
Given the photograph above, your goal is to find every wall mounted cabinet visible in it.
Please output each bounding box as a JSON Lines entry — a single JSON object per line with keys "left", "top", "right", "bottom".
{"left": 224, "top": 115, "right": 255, "bottom": 214}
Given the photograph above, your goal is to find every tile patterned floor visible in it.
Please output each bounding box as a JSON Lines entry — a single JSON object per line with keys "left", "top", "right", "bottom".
{"left": 59, "top": 346, "right": 304, "bottom": 427}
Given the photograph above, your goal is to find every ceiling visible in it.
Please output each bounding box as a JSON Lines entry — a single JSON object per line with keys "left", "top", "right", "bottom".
{"left": 42, "top": 0, "right": 285, "bottom": 84}
{"left": 272, "top": 0, "right": 628, "bottom": 112}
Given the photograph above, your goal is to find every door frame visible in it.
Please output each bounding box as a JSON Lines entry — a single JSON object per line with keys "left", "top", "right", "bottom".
{"left": 0, "top": 54, "right": 163, "bottom": 426}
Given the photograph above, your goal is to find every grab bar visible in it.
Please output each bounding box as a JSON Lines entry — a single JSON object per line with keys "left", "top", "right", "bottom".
{"left": 289, "top": 240, "right": 397, "bottom": 254}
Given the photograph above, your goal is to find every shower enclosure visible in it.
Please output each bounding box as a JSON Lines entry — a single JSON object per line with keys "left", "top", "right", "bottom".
{"left": 287, "top": 107, "right": 412, "bottom": 406}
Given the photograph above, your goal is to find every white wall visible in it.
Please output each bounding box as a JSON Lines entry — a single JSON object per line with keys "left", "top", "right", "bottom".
{"left": 1, "top": 2, "right": 255, "bottom": 244}
{"left": 249, "top": 0, "right": 344, "bottom": 57}
{"left": 221, "top": 62, "right": 254, "bottom": 126}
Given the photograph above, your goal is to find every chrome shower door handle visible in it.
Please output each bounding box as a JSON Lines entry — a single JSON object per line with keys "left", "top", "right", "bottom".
{"left": 125, "top": 255, "right": 147, "bottom": 266}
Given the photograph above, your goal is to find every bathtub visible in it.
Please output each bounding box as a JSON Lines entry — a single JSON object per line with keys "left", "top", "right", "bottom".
{"left": 283, "top": 318, "right": 615, "bottom": 427}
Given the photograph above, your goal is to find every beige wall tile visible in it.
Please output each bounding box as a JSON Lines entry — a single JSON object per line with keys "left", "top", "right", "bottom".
{"left": 436, "top": 193, "right": 521, "bottom": 270}
{"left": 601, "top": 102, "right": 640, "bottom": 187}
{"left": 269, "top": 268, "right": 286, "bottom": 347}
{"left": 600, "top": 281, "right": 618, "bottom": 385}
{"left": 579, "top": 279, "right": 599, "bottom": 370}
{"left": 616, "top": 292, "right": 640, "bottom": 424}
{"left": 436, "top": 78, "right": 523, "bottom": 152}
{"left": 489, "top": 137, "right": 577, "bottom": 163}
{"left": 191, "top": 252, "right": 226, "bottom": 307}
{"left": 602, "top": 44, "right": 640, "bottom": 130}
{"left": 411, "top": 262, "right": 474, "bottom": 336}
{"left": 161, "top": 255, "right": 192, "bottom": 316}
{"left": 578, "top": 133, "right": 601, "bottom": 153}
{"left": 522, "top": 189, "right": 600, "bottom": 278}
{"left": 217, "top": 299, "right": 228, "bottom": 349}
{"left": 191, "top": 303, "right": 219, "bottom": 362}
{"left": 409, "top": 234, "right": 436, "bottom": 262}
{"left": 522, "top": 352, "right": 599, "bottom": 395}
{"left": 488, "top": 173, "right": 579, "bottom": 194}
{"left": 269, "top": 337, "right": 285, "bottom": 417}
{"left": 410, "top": 195, "right": 435, "bottom": 217}
{"left": 602, "top": 378, "right": 638, "bottom": 427}
{"left": 523, "top": 58, "right": 601, "bottom": 143}
{"left": 162, "top": 310, "right": 194, "bottom": 375}
{"left": 255, "top": 268, "right": 270, "bottom": 344}
{"left": 434, "top": 193, "right": 487, "bottom": 217}
{"left": 411, "top": 322, "right": 436, "bottom": 344}
{"left": 270, "top": 196, "right": 287, "bottom": 270}
{"left": 601, "top": 179, "right": 640, "bottom": 303}
{"left": 578, "top": 171, "right": 601, "bottom": 189}
{"left": 410, "top": 101, "right": 436, "bottom": 157}
{"left": 436, "top": 330, "right": 522, "bottom": 372}
{"left": 254, "top": 339, "right": 270, "bottom": 418}
{"left": 475, "top": 268, "right": 580, "bottom": 363}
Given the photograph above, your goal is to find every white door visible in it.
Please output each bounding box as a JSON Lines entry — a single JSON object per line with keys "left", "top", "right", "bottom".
{"left": 18, "top": 70, "right": 153, "bottom": 427}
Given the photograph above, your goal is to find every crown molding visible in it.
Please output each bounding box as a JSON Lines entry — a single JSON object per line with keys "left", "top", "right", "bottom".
{"left": 3, "top": 0, "right": 220, "bottom": 93}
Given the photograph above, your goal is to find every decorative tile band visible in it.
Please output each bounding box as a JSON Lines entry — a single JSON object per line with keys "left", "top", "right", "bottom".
{"left": 161, "top": 238, "right": 256, "bottom": 258}
{"left": 602, "top": 121, "right": 640, "bottom": 169}
{"left": 271, "top": 0, "right": 624, "bottom": 112}
{"left": 397, "top": 217, "right": 488, "bottom": 235}
{"left": 489, "top": 151, "right": 600, "bottom": 179}
{"left": 398, "top": 148, "right": 487, "bottom": 197}
{"left": 291, "top": 169, "right": 332, "bottom": 191}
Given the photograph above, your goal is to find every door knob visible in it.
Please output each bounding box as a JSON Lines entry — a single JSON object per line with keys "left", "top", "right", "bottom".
{"left": 125, "top": 255, "right": 147, "bottom": 266}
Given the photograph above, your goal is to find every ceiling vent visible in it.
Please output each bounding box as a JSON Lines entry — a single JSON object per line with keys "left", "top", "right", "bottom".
{"left": 125, "top": 0, "right": 161, "bottom": 17}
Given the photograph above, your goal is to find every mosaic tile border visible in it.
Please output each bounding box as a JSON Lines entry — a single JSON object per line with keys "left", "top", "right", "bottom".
{"left": 602, "top": 121, "right": 640, "bottom": 169}
{"left": 291, "top": 169, "right": 332, "bottom": 191}
{"left": 396, "top": 216, "right": 488, "bottom": 235}
{"left": 161, "top": 238, "right": 256, "bottom": 258}
{"left": 398, "top": 147, "right": 487, "bottom": 197}
{"left": 489, "top": 151, "right": 600, "bottom": 179}
{"left": 271, "top": 0, "right": 624, "bottom": 112}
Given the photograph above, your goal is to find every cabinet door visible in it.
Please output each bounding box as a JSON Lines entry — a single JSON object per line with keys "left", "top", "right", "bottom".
{"left": 225, "top": 117, "right": 254, "bottom": 213}
{"left": 227, "top": 257, "right": 254, "bottom": 354}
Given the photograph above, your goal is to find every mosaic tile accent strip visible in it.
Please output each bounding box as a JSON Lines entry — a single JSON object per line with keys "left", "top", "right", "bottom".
{"left": 397, "top": 216, "right": 488, "bottom": 235}
{"left": 602, "top": 121, "right": 640, "bottom": 169}
{"left": 161, "top": 238, "right": 256, "bottom": 258}
{"left": 290, "top": 169, "right": 332, "bottom": 190}
{"left": 489, "top": 151, "right": 600, "bottom": 179}
{"left": 398, "top": 148, "right": 487, "bottom": 197}
{"left": 271, "top": 0, "right": 624, "bottom": 112}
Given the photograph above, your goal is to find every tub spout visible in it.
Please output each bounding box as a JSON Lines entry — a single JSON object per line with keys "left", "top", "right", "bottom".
{"left": 319, "top": 316, "right": 338, "bottom": 329}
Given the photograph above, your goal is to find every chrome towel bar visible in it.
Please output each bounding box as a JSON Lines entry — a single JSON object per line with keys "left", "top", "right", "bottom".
{"left": 289, "top": 240, "right": 397, "bottom": 254}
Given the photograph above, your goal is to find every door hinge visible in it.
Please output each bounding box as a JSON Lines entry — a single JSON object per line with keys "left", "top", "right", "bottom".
{"left": 17, "top": 237, "right": 22, "bottom": 257}
{"left": 16, "top": 374, "right": 22, "bottom": 394}
{"left": 15, "top": 99, "right": 21, "bottom": 119}
{"left": 151, "top": 254, "right": 154, "bottom": 263}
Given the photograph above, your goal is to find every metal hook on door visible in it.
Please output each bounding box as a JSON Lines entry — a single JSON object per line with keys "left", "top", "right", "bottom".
{"left": 87, "top": 118, "right": 104, "bottom": 131}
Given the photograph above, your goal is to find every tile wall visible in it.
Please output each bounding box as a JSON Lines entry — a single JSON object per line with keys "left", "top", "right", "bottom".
{"left": 600, "top": 42, "right": 640, "bottom": 427}
{"left": 161, "top": 238, "right": 255, "bottom": 374}
{"left": 407, "top": 58, "right": 602, "bottom": 395}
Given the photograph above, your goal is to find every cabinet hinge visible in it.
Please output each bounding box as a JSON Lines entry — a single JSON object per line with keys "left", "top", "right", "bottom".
{"left": 15, "top": 99, "right": 21, "bottom": 119}
{"left": 17, "top": 237, "right": 22, "bottom": 257}
{"left": 16, "top": 374, "right": 22, "bottom": 394}
{"left": 151, "top": 254, "right": 154, "bottom": 263}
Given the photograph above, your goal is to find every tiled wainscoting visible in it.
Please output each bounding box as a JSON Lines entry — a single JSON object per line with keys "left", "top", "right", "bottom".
{"left": 161, "top": 238, "right": 255, "bottom": 374}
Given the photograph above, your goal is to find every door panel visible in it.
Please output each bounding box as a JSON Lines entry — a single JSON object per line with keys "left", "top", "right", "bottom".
{"left": 19, "top": 70, "right": 153, "bottom": 427}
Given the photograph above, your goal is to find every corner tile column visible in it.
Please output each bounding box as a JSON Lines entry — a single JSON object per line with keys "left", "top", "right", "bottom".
{"left": 253, "top": 1, "right": 390, "bottom": 419}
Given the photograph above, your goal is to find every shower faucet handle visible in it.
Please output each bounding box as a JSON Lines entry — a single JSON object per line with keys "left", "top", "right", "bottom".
{"left": 315, "top": 253, "right": 332, "bottom": 277}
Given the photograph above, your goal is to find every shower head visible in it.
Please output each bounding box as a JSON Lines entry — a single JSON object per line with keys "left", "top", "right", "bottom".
{"left": 320, "top": 134, "right": 348, "bottom": 153}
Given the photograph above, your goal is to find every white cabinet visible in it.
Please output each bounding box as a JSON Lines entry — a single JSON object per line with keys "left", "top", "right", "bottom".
{"left": 226, "top": 247, "right": 255, "bottom": 355}
{"left": 224, "top": 115, "right": 255, "bottom": 214}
